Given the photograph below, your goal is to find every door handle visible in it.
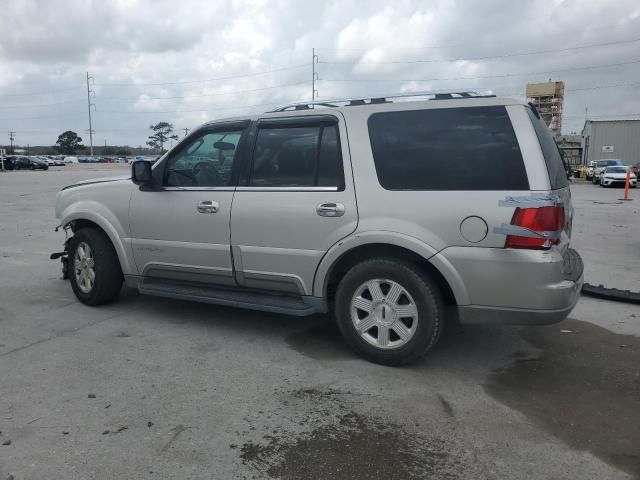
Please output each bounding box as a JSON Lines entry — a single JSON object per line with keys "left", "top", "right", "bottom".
{"left": 316, "top": 202, "right": 345, "bottom": 217}
{"left": 197, "top": 200, "right": 219, "bottom": 214}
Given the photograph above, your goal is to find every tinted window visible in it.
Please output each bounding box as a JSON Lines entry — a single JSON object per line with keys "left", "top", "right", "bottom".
{"left": 164, "top": 130, "right": 243, "bottom": 187}
{"left": 368, "top": 106, "right": 529, "bottom": 191}
{"left": 526, "top": 107, "right": 568, "bottom": 189}
{"left": 250, "top": 124, "right": 343, "bottom": 187}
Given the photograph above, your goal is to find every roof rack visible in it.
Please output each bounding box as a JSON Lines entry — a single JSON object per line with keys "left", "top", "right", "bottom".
{"left": 268, "top": 90, "right": 495, "bottom": 112}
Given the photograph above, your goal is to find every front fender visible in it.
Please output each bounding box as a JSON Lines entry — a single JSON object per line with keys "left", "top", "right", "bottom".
{"left": 312, "top": 231, "right": 470, "bottom": 305}
{"left": 60, "top": 202, "right": 135, "bottom": 275}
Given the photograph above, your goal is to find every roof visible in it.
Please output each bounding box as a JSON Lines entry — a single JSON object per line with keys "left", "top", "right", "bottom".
{"left": 198, "top": 91, "right": 527, "bottom": 130}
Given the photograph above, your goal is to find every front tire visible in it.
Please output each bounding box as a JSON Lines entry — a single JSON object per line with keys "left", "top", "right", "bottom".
{"left": 68, "top": 228, "right": 123, "bottom": 305}
{"left": 334, "top": 258, "right": 444, "bottom": 366}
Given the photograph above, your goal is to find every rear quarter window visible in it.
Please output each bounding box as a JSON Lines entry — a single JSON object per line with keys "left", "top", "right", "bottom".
{"left": 367, "top": 106, "right": 529, "bottom": 191}
{"left": 526, "top": 107, "right": 568, "bottom": 189}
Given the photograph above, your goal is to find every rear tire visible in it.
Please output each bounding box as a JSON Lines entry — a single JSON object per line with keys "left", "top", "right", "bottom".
{"left": 68, "top": 228, "right": 123, "bottom": 306}
{"left": 334, "top": 258, "right": 444, "bottom": 366}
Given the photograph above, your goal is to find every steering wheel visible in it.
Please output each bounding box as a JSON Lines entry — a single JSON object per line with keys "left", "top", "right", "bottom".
{"left": 192, "top": 161, "right": 222, "bottom": 186}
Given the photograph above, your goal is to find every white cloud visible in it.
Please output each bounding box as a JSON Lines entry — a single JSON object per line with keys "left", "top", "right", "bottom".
{"left": 0, "top": 0, "right": 639, "bottom": 146}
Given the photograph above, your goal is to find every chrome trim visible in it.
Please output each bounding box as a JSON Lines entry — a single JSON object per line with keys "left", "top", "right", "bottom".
{"left": 493, "top": 224, "right": 562, "bottom": 239}
{"left": 235, "top": 186, "right": 339, "bottom": 192}
{"left": 61, "top": 178, "right": 130, "bottom": 191}
{"left": 161, "top": 186, "right": 236, "bottom": 191}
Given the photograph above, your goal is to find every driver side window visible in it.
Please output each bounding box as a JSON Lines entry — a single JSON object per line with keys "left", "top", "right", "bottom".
{"left": 164, "top": 130, "right": 243, "bottom": 187}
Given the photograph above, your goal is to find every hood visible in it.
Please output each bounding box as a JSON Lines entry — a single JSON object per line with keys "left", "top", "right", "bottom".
{"left": 62, "top": 174, "right": 130, "bottom": 191}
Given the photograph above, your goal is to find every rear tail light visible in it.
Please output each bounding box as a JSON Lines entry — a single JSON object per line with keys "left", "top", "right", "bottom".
{"left": 505, "top": 206, "right": 565, "bottom": 249}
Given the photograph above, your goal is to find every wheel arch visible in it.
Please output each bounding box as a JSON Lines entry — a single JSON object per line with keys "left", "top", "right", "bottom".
{"left": 314, "top": 232, "right": 469, "bottom": 307}
{"left": 63, "top": 211, "right": 133, "bottom": 275}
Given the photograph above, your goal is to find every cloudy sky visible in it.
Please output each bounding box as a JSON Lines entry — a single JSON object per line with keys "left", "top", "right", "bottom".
{"left": 1, "top": 0, "right": 639, "bottom": 149}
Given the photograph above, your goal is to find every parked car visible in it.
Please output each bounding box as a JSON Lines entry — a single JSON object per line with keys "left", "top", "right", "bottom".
{"left": 599, "top": 166, "right": 637, "bottom": 188}
{"left": 64, "top": 156, "right": 79, "bottom": 164}
{"left": 49, "top": 156, "right": 66, "bottom": 166}
{"left": 39, "top": 156, "right": 56, "bottom": 166}
{"left": 586, "top": 160, "right": 597, "bottom": 180}
{"left": 16, "top": 156, "right": 48, "bottom": 170}
{"left": 2, "top": 156, "right": 17, "bottom": 170}
{"left": 592, "top": 159, "right": 625, "bottom": 184}
{"left": 53, "top": 92, "right": 583, "bottom": 365}
{"left": 632, "top": 162, "right": 640, "bottom": 177}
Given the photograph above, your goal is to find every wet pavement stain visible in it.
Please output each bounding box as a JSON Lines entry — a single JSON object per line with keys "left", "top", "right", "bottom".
{"left": 284, "top": 319, "right": 356, "bottom": 361}
{"left": 238, "top": 388, "right": 477, "bottom": 480}
{"left": 485, "top": 319, "right": 640, "bottom": 478}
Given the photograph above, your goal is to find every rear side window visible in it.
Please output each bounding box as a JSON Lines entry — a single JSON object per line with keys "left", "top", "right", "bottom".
{"left": 526, "top": 107, "right": 568, "bottom": 189}
{"left": 368, "top": 106, "right": 529, "bottom": 190}
{"left": 249, "top": 124, "right": 343, "bottom": 188}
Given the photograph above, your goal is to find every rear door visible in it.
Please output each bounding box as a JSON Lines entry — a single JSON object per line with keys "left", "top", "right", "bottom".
{"left": 230, "top": 114, "right": 357, "bottom": 295}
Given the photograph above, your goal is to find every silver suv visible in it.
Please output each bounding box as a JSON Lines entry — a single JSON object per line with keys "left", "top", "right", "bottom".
{"left": 53, "top": 91, "right": 583, "bottom": 365}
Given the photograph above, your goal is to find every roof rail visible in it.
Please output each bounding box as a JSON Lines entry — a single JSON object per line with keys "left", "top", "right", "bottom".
{"left": 268, "top": 90, "right": 495, "bottom": 112}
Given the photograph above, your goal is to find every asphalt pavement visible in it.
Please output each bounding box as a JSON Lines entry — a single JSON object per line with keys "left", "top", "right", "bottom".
{"left": 0, "top": 167, "right": 638, "bottom": 480}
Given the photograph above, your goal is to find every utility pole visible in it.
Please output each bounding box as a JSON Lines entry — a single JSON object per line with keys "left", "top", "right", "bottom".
{"left": 183, "top": 128, "right": 190, "bottom": 137}
{"left": 86, "top": 72, "right": 95, "bottom": 157}
{"left": 8, "top": 131, "right": 15, "bottom": 153}
{"left": 311, "top": 48, "right": 318, "bottom": 109}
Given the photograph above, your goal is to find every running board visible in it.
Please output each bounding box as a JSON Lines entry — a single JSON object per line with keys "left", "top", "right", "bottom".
{"left": 138, "top": 279, "right": 320, "bottom": 316}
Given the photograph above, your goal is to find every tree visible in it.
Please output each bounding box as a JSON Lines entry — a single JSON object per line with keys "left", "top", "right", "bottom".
{"left": 55, "top": 131, "right": 84, "bottom": 155}
{"left": 147, "top": 122, "right": 178, "bottom": 153}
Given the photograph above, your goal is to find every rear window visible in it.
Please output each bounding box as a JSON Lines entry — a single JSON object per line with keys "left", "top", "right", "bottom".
{"left": 367, "top": 106, "right": 529, "bottom": 191}
{"left": 526, "top": 107, "right": 568, "bottom": 189}
{"left": 249, "top": 124, "right": 343, "bottom": 188}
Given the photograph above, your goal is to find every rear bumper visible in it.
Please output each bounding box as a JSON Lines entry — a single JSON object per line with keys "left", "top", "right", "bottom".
{"left": 440, "top": 246, "right": 584, "bottom": 325}
{"left": 458, "top": 277, "right": 582, "bottom": 325}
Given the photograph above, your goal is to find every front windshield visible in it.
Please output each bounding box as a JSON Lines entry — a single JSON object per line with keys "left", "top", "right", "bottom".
{"left": 606, "top": 166, "right": 627, "bottom": 173}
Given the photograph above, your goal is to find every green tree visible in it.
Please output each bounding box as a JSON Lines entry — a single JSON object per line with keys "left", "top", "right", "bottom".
{"left": 55, "top": 131, "right": 85, "bottom": 155}
{"left": 147, "top": 122, "right": 178, "bottom": 153}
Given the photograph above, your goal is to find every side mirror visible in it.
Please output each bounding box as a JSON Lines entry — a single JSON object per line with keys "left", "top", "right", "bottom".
{"left": 131, "top": 160, "right": 153, "bottom": 186}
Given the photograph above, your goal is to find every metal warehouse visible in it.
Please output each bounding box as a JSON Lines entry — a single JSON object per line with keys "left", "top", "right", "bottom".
{"left": 582, "top": 118, "right": 640, "bottom": 165}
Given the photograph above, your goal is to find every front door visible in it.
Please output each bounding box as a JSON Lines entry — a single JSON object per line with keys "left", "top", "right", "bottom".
{"left": 230, "top": 114, "right": 357, "bottom": 295}
{"left": 129, "top": 122, "right": 248, "bottom": 286}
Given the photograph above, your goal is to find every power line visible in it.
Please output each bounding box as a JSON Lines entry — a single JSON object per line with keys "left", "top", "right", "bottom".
{"left": 95, "top": 63, "right": 309, "bottom": 87}
{"left": 95, "top": 80, "right": 309, "bottom": 102}
{"left": 1, "top": 98, "right": 308, "bottom": 121}
{"left": 98, "top": 98, "right": 308, "bottom": 115}
{"left": 496, "top": 81, "right": 640, "bottom": 97}
{"left": 0, "top": 85, "right": 84, "bottom": 99}
{"left": 320, "top": 36, "right": 640, "bottom": 65}
{"left": 319, "top": 58, "right": 640, "bottom": 83}
{"left": 0, "top": 98, "right": 86, "bottom": 110}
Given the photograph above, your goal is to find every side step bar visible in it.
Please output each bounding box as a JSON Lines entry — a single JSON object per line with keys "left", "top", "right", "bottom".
{"left": 138, "top": 279, "right": 321, "bottom": 316}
